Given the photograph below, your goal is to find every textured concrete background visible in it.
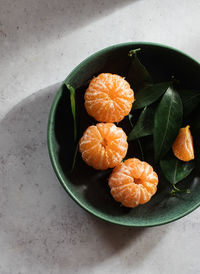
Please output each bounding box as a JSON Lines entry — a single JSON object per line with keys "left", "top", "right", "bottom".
{"left": 0, "top": 0, "right": 200, "bottom": 273}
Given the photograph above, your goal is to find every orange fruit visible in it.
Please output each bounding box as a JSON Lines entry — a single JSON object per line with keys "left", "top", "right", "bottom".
{"left": 84, "top": 73, "right": 134, "bottom": 123}
{"left": 108, "top": 158, "right": 158, "bottom": 208}
{"left": 172, "top": 125, "right": 194, "bottom": 162}
{"left": 79, "top": 123, "right": 128, "bottom": 170}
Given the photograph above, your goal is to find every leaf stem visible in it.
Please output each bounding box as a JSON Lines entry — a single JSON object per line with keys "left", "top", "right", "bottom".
{"left": 170, "top": 184, "right": 190, "bottom": 195}
{"left": 171, "top": 76, "right": 180, "bottom": 85}
{"left": 128, "top": 114, "right": 133, "bottom": 127}
{"left": 128, "top": 48, "right": 141, "bottom": 57}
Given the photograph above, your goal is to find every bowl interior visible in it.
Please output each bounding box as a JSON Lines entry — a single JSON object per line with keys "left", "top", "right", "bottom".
{"left": 48, "top": 42, "right": 200, "bottom": 226}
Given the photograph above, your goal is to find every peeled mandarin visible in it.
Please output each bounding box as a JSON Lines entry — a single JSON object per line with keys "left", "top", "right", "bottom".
{"left": 108, "top": 158, "right": 158, "bottom": 208}
{"left": 79, "top": 123, "right": 128, "bottom": 170}
{"left": 84, "top": 73, "right": 134, "bottom": 123}
{"left": 172, "top": 125, "right": 194, "bottom": 162}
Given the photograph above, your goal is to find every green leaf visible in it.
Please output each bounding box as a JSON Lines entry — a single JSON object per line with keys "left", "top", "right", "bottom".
{"left": 179, "top": 89, "right": 200, "bottom": 116}
{"left": 153, "top": 86, "right": 183, "bottom": 161}
{"left": 66, "top": 84, "right": 77, "bottom": 142}
{"left": 126, "top": 48, "right": 152, "bottom": 91}
{"left": 160, "top": 153, "right": 195, "bottom": 184}
{"left": 128, "top": 106, "right": 154, "bottom": 141}
{"left": 137, "top": 139, "right": 144, "bottom": 161}
{"left": 134, "top": 82, "right": 170, "bottom": 109}
{"left": 65, "top": 84, "right": 78, "bottom": 173}
{"left": 128, "top": 114, "right": 144, "bottom": 160}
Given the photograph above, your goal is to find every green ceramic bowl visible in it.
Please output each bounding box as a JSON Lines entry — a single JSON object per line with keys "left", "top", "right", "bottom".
{"left": 48, "top": 42, "right": 200, "bottom": 227}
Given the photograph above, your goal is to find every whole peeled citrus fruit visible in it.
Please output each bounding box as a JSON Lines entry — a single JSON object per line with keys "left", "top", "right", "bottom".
{"left": 108, "top": 158, "right": 158, "bottom": 208}
{"left": 84, "top": 73, "right": 134, "bottom": 123}
{"left": 79, "top": 123, "right": 128, "bottom": 170}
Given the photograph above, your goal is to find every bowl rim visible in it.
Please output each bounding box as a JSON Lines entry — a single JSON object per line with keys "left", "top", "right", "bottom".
{"left": 47, "top": 41, "right": 200, "bottom": 227}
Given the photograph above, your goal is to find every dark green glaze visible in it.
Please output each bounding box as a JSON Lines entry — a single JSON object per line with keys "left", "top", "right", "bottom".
{"left": 48, "top": 42, "right": 200, "bottom": 227}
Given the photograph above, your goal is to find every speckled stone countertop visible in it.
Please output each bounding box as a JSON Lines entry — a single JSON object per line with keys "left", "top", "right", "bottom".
{"left": 0, "top": 0, "right": 200, "bottom": 273}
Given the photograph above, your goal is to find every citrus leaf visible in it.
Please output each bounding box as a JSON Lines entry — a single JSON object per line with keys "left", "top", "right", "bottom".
{"left": 153, "top": 86, "right": 183, "bottom": 161}
{"left": 65, "top": 84, "right": 78, "bottom": 172}
{"left": 128, "top": 114, "right": 144, "bottom": 160}
{"left": 179, "top": 89, "right": 200, "bottom": 116}
{"left": 126, "top": 48, "right": 152, "bottom": 91}
{"left": 134, "top": 82, "right": 169, "bottom": 109}
{"left": 66, "top": 84, "right": 77, "bottom": 142}
{"left": 128, "top": 106, "right": 154, "bottom": 141}
{"left": 137, "top": 139, "right": 144, "bottom": 161}
{"left": 160, "top": 153, "right": 195, "bottom": 184}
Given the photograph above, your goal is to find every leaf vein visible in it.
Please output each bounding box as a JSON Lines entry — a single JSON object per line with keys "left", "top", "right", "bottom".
{"left": 157, "top": 91, "right": 173, "bottom": 158}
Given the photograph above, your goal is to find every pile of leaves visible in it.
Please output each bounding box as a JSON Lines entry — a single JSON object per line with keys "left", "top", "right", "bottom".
{"left": 127, "top": 49, "right": 200, "bottom": 194}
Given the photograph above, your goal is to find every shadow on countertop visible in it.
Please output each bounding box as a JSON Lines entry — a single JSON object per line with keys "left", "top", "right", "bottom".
{"left": 0, "top": 83, "right": 167, "bottom": 273}
{"left": 0, "top": 0, "right": 139, "bottom": 55}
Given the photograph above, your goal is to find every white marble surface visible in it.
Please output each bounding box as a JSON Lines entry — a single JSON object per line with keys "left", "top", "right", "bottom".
{"left": 0, "top": 0, "right": 200, "bottom": 273}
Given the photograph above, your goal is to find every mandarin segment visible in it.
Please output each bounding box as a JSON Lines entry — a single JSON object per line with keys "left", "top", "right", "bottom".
{"left": 108, "top": 158, "right": 158, "bottom": 208}
{"left": 172, "top": 125, "right": 194, "bottom": 162}
{"left": 79, "top": 123, "right": 128, "bottom": 170}
{"left": 84, "top": 73, "right": 134, "bottom": 122}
